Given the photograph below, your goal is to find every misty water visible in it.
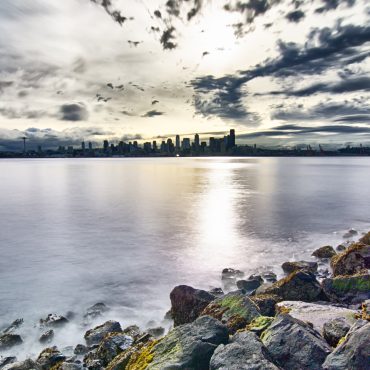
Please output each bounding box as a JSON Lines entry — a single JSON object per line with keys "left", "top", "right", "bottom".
{"left": 1, "top": 157, "right": 370, "bottom": 359}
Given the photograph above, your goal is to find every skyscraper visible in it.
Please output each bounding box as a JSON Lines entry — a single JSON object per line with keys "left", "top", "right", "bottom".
{"left": 229, "top": 129, "right": 235, "bottom": 148}
{"left": 175, "top": 135, "right": 180, "bottom": 150}
{"left": 194, "top": 134, "right": 200, "bottom": 149}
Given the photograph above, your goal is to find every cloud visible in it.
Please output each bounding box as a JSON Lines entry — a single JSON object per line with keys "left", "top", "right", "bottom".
{"left": 0, "top": 107, "right": 49, "bottom": 120}
{"left": 0, "top": 81, "right": 13, "bottom": 93}
{"left": 315, "top": 0, "right": 356, "bottom": 13}
{"left": 59, "top": 103, "right": 88, "bottom": 121}
{"left": 142, "top": 110, "right": 165, "bottom": 117}
{"left": 90, "top": 0, "right": 129, "bottom": 26}
{"left": 285, "top": 10, "right": 305, "bottom": 22}
{"left": 160, "top": 27, "right": 177, "bottom": 50}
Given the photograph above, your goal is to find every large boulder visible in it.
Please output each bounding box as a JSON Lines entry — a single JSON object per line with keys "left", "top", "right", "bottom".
{"left": 1, "top": 359, "right": 37, "bottom": 370}
{"left": 275, "top": 301, "right": 357, "bottom": 334}
{"left": 281, "top": 261, "right": 318, "bottom": 274}
{"left": 250, "top": 294, "right": 283, "bottom": 316}
{"left": 322, "top": 273, "right": 370, "bottom": 304}
{"left": 40, "top": 313, "right": 68, "bottom": 328}
{"left": 2, "top": 319, "right": 23, "bottom": 335}
{"left": 169, "top": 285, "right": 215, "bottom": 326}
{"left": 35, "top": 347, "right": 66, "bottom": 370}
{"left": 312, "top": 246, "right": 337, "bottom": 259}
{"left": 0, "top": 357, "right": 17, "bottom": 369}
{"left": 236, "top": 275, "right": 263, "bottom": 293}
{"left": 262, "top": 270, "right": 323, "bottom": 302}
{"left": 261, "top": 314, "right": 332, "bottom": 370}
{"left": 323, "top": 321, "right": 370, "bottom": 369}
{"left": 202, "top": 291, "right": 261, "bottom": 333}
{"left": 330, "top": 242, "right": 370, "bottom": 276}
{"left": 84, "top": 320, "right": 122, "bottom": 346}
{"left": 323, "top": 317, "right": 351, "bottom": 347}
{"left": 124, "top": 316, "right": 229, "bottom": 370}
{"left": 0, "top": 334, "right": 22, "bottom": 351}
{"left": 359, "top": 230, "right": 370, "bottom": 244}
{"left": 39, "top": 329, "right": 54, "bottom": 344}
{"left": 210, "top": 331, "right": 280, "bottom": 370}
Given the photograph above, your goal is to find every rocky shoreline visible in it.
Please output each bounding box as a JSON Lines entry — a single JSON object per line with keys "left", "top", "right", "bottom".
{"left": 1, "top": 230, "right": 369, "bottom": 370}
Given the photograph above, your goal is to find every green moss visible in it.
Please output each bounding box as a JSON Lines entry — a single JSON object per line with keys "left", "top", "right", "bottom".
{"left": 331, "top": 274, "right": 370, "bottom": 292}
{"left": 336, "top": 336, "right": 346, "bottom": 347}
{"left": 126, "top": 340, "right": 159, "bottom": 370}
{"left": 219, "top": 295, "right": 250, "bottom": 318}
{"left": 246, "top": 316, "right": 274, "bottom": 333}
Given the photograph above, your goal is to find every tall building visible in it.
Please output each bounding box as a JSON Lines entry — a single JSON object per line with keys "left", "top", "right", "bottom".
{"left": 88, "top": 142, "right": 93, "bottom": 151}
{"left": 194, "top": 134, "right": 200, "bottom": 149}
{"left": 81, "top": 141, "right": 85, "bottom": 151}
{"left": 182, "top": 138, "right": 191, "bottom": 150}
{"left": 175, "top": 135, "right": 180, "bottom": 150}
{"left": 229, "top": 129, "right": 235, "bottom": 148}
{"left": 103, "top": 140, "right": 109, "bottom": 152}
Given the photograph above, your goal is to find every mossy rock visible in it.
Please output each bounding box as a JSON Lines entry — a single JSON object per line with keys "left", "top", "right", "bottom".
{"left": 330, "top": 242, "right": 370, "bottom": 276}
{"left": 322, "top": 273, "right": 370, "bottom": 304}
{"left": 202, "top": 291, "right": 261, "bottom": 333}
{"left": 250, "top": 294, "right": 283, "bottom": 316}
{"left": 312, "top": 245, "right": 337, "bottom": 259}
{"left": 246, "top": 316, "right": 274, "bottom": 336}
{"left": 359, "top": 231, "right": 370, "bottom": 245}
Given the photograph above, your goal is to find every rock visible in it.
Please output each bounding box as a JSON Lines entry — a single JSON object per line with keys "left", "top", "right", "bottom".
{"left": 359, "top": 230, "right": 370, "bottom": 244}
{"left": 342, "top": 228, "right": 358, "bottom": 239}
{"left": 331, "top": 242, "right": 370, "bottom": 276}
{"left": 312, "top": 246, "right": 337, "bottom": 259}
{"left": 36, "top": 347, "right": 66, "bottom": 370}
{"left": 262, "top": 271, "right": 277, "bottom": 283}
{"left": 221, "top": 268, "right": 244, "bottom": 290}
{"left": 2, "top": 319, "right": 23, "bottom": 335}
{"left": 209, "top": 287, "right": 224, "bottom": 297}
{"left": 202, "top": 291, "right": 261, "bottom": 333}
{"left": 275, "top": 301, "right": 357, "bottom": 334}
{"left": 84, "top": 333, "right": 133, "bottom": 368}
{"left": 263, "top": 270, "right": 323, "bottom": 302}
{"left": 122, "top": 325, "right": 142, "bottom": 342}
{"left": 39, "top": 329, "right": 54, "bottom": 344}
{"left": 323, "top": 317, "right": 351, "bottom": 347}
{"left": 60, "top": 363, "right": 83, "bottom": 370}
{"left": 125, "top": 316, "right": 229, "bottom": 370}
{"left": 358, "top": 299, "right": 370, "bottom": 321}
{"left": 210, "top": 331, "right": 280, "bottom": 370}
{"left": 83, "top": 303, "right": 110, "bottom": 321}
{"left": 250, "top": 294, "right": 283, "bottom": 316}
{"left": 0, "top": 334, "right": 22, "bottom": 350}
{"left": 84, "top": 320, "right": 122, "bottom": 346}
{"left": 236, "top": 275, "right": 263, "bottom": 293}
{"left": 169, "top": 285, "right": 215, "bottom": 326}
{"left": 336, "top": 244, "right": 346, "bottom": 252}
{"left": 246, "top": 316, "right": 274, "bottom": 336}
{"left": 0, "top": 357, "right": 16, "bottom": 369}
{"left": 1, "top": 359, "right": 37, "bottom": 370}
{"left": 262, "top": 314, "right": 332, "bottom": 370}
{"left": 74, "top": 344, "right": 88, "bottom": 355}
{"left": 147, "top": 327, "right": 165, "bottom": 338}
{"left": 323, "top": 321, "right": 370, "bottom": 369}
{"left": 281, "top": 260, "right": 318, "bottom": 274}
{"left": 322, "top": 273, "right": 370, "bottom": 304}
{"left": 40, "top": 314, "right": 68, "bottom": 328}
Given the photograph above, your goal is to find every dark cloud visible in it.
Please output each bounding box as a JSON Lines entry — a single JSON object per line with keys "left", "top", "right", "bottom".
{"left": 285, "top": 9, "right": 305, "bottom": 22}
{"left": 90, "top": 0, "right": 128, "bottom": 25}
{"left": 60, "top": 103, "right": 88, "bottom": 121}
{"left": 315, "top": 0, "right": 356, "bottom": 13}
{"left": 160, "top": 27, "right": 177, "bottom": 50}
{"left": 0, "top": 107, "right": 48, "bottom": 120}
{"left": 72, "top": 58, "right": 87, "bottom": 74}
{"left": 142, "top": 110, "right": 165, "bottom": 117}
{"left": 0, "top": 81, "right": 13, "bottom": 93}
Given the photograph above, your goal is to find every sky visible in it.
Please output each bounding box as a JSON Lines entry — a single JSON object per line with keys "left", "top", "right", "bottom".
{"left": 0, "top": 0, "right": 370, "bottom": 150}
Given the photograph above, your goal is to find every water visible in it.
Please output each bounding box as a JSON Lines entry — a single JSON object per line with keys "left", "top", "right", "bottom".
{"left": 0, "top": 157, "right": 369, "bottom": 358}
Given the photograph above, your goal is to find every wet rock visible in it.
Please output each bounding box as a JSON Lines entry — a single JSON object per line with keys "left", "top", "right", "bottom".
{"left": 246, "top": 316, "right": 274, "bottom": 336}
{"left": 40, "top": 314, "right": 68, "bottom": 328}
{"left": 84, "top": 333, "right": 133, "bottom": 368}
{"left": 0, "top": 334, "right": 22, "bottom": 351}
{"left": 0, "top": 357, "right": 16, "bottom": 369}
{"left": 84, "top": 320, "right": 122, "bottom": 346}
{"left": 147, "top": 327, "right": 165, "bottom": 338}
{"left": 39, "top": 329, "right": 54, "bottom": 344}
{"left": 209, "top": 287, "right": 224, "bottom": 297}
{"left": 358, "top": 299, "right": 370, "bottom": 321}
{"left": 36, "top": 347, "right": 66, "bottom": 370}
{"left": 323, "top": 321, "right": 370, "bottom": 369}
{"left": 312, "top": 246, "right": 337, "bottom": 259}
{"left": 202, "top": 291, "right": 261, "bottom": 333}
{"left": 221, "top": 268, "right": 244, "bottom": 290}
{"left": 210, "top": 331, "right": 279, "bottom": 370}
{"left": 263, "top": 270, "right": 323, "bottom": 302}
{"left": 322, "top": 273, "right": 370, "bottom": 304}
{"left": 74, "top": 344, "right": 88, "bottom": 356}
{"left": 122, "top": 325, "right": 142, "bottom": 342}
{"left": 275, "top": 301, "right": 357, "bottom": 334}
{"left": 336, "top": 244, "right": 346, "bottom": 252}
{"left": 281, "top": 260, "right": 318, "bottom": 274}
{"left": 342, "top": 228, "right": 358, "bottom": 239}
{"left": 2, "top": 320, "right": 23, "bottom": 335}
{"left": 261, "top": 314, "right": 332, "bottom": 370}
{"left": 262, "top": 271, "right": 277, "bottom": 283}
{"left": 323, "top": 317, "right": 351, "bottom": 347}
{"left": 83, "top": 303, "right": 110, "bottom": 321}
{"left": 170, "top": 285, "right": 216, "bottom": 326}
{"left": 1, "top": 359, "right": 36, "bottom": 370}
{"left": 60, "top": 363, "right": 83, "bottom": 370}
{"left": 359, "top": 230, "right": 370, "bottom": 244}
{"left": 250, "top": 294, "right": 283, "bottom": 316}
{"left": 331, "top": 242, "right": 370, "bottom": 276}
{"left": 236, "top": 275, "right": 263, "bottom": 293}
{"left": 125, "top": 316, "right": 229, "bottom": 370}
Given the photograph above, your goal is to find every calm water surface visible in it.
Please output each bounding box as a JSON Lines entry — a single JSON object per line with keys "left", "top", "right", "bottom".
{"left": 0, "top": 157, "right": 369, "bottom": 357}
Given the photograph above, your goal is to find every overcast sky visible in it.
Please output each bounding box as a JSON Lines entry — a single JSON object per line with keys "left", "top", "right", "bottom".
{"left": 0, "top": 0, "right": 370, "bottom": 150}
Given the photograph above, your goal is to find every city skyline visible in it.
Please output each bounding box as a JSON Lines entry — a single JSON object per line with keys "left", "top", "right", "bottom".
{"left": 0, "top": 1, "right": 370, "bottom": 151}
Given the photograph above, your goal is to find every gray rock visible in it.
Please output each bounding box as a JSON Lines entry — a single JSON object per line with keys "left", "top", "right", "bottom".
{"left": 39, "top": 330, "right": 54, "bottom": 344}
{"left": 221, "top": 268, "right": 244, "bottom": 291}
{"left": 0, "top": 357, "right": 17, "bottom": 369}
{"left": 261, "top": 314, "right": 332, "bottom": 370}
{"left": 2, "top": 320, "right": 23, "bottom": 335}
{"left": 210, "top": 331, "right": 280, "bottom": 369}
{"left": 312, "top": 246, "right": 337, "bottom": 259}
{"left": 36, "top": 347, "right": 66, "bottom": 370}
{"left": 170, "top": 285, "right": 215, "bottom": 326}
{"left": 275, "top": 301, "right": 357, "bottom": 334}
{"left": 262, "top": 271, "right": 277, "bottom": 283}
{"left": 342, "top": 228, "right": 358, "bottom": 239}
{"left": 0, "top": 334, "right": 22, "bottom": 351}
{"left": 83, "top": 303, "right": 110, "bottom": 321}
{"left": 84, "top": 320, "right": 122, "bottom": 346}
{"left": 39, "top": 314, "right": 68, "bottom": 328}
{"left": 74, "top": 344, "right": 88, "bottom": 356}
{"left": 145, "top": 315, "right": 229, "bottom": 370}
{"left": 60, "top": 363, "right": 83, "bottom": 370}
{"left": 209, "top": 288, "right": 224, "bottom": 297}
{"left": 336, "top": 244, "right": 346, "bottom": 252}
{"left": 323, "top": 317, "right": 351, "bottom": 347}
{"left": 236, "top": 275, "right": 263, "bottom": 293}
{"left": 281, "top": 260, "right": 318, "bottom": 274}
{"left": 147, "top": 327, "right": 165, "bottom": 338}
{"left": 323, "top": 321, "right": 370, "bottom": 369}
{"left": 1, "top": 359, "right": 37, "bottom": 370}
